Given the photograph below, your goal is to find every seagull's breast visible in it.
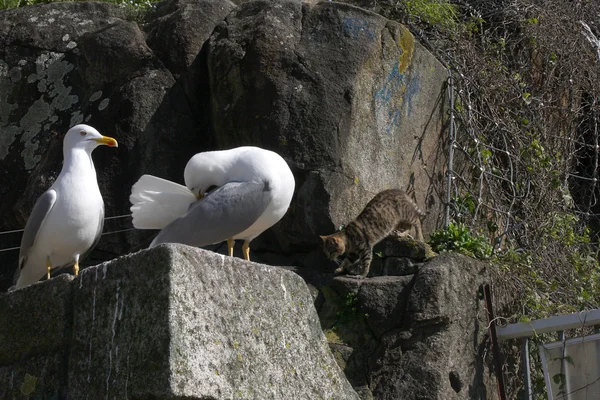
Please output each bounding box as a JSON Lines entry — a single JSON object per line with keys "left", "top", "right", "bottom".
{"left": 36, "top": 168, "right": 104, "bottom": 263}
{"left": 232, "top": 152, "right": 295, "bottom": 241}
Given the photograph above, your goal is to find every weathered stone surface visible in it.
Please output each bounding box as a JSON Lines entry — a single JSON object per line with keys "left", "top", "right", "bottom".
{"left": 0, "top": 352, "right": 66, "bottom": 400}
{"left": 207, "top": 0, "right": 449, "bottom": 258}
{"left": 375, "top": 236, "right": 434, "bottom": 260}
{"left": 0, "top": 244, "right": 358, "bottom": 399}
{"left": 0, "top": 1, "right": 220, "bottom": 291}
{"left": 310, "top": 253, "right": 497, "bottom": 399}
{"left": 382, "top": 257, "right": 420, "bottom": 275}
{"left": 147, "top": 0, "right": 236, "bottom": 77}
{"left": 357, "top": 276, "right": 414, "bottom": 338}
{"left": 69, "top": 246, "right": 173, "bottom": 398}
{"left": 0, "top": 274, "right": 73, "bottom": 365}
{"left": 326, "top": 274, "right": 415, "bottom": 338}
{"left": 0, "top": 274, "right": 73, "bottom": 399}
{"left": 70, "top": 244, "right": 360, "bottom": 399}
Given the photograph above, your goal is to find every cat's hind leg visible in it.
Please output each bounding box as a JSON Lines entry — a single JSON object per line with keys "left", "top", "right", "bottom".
{"left": 346, "top": 248, "right": 372, "bottom": 279}
{"left": 414, "top": 220, "right": 424, "bottom": 242}
{"left": 393, "top": 222, "right": 414, "bottom": 239}
{"left": 359, "top": 251, "right": 373, "bottom": 278}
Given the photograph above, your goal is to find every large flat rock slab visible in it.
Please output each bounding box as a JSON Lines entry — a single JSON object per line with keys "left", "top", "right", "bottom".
{"left": 1, "top": 244, "right": 358, "bottom": 399}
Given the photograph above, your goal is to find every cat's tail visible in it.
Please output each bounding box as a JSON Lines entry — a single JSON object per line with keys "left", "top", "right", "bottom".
{"left": 415, "top": 203, "right": 426, "bottom": 218}
{"left": 130, "top": 174, "right": 197, "bottom": 229}
{"left": 407, "top": 194, "right": 427, "bottom": 219}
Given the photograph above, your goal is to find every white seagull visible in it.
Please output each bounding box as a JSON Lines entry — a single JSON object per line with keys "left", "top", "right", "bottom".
{"left": 13, "top": 124, "right": 118, "bottom": 289}
{"left": 130, "top": 146, "right": 295, "bottom": 260}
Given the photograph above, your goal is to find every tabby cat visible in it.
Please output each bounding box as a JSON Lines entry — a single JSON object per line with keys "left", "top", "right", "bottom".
{"left": 320, "top": 189, "right": 425, "bottom": 278}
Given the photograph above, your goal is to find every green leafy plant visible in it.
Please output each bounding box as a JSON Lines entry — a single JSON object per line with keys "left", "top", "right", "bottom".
{"left": 403, "top": 0, "right": 458, "bottom": 32}
{"left": 428, "top": 222, "right": 493, "bottom": 259}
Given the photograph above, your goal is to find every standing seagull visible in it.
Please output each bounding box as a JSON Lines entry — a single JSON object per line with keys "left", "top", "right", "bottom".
{"left": 130, "top": 146, "right": 295, "bottom": 260}
{"left": 13, "top": 124, "right": 118, "bottom": 289}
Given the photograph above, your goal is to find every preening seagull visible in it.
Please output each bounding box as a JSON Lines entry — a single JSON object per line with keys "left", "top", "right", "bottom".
{"left": 13, "top": 124, "right": 118, "bottom": 289}
{"left": 130, "top": 146, "right": 295, "bottom": 260}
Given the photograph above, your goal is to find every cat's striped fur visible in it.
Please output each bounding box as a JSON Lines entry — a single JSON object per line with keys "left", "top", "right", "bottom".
{"left": 320, "top": 189, "right": 425, "bottom": 278}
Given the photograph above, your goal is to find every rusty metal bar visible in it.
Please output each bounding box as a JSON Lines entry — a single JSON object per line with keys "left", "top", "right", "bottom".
{"left": 483, "top": 284, "right": 508, "bottom": 400}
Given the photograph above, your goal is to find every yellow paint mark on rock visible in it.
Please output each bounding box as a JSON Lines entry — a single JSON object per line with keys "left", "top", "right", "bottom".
{"left": 397, "top": 27, "right": 415, "bottom": 73}
{"left": 354, "top": 176, "right": 359, "bottom": 185}
{"left": 20, "top": 373, "right": 38, "bottom": 396}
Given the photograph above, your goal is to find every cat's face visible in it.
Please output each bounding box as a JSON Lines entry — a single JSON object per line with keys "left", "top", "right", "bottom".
{"left": 320, "top": 235, "right": 345, "bottom": 260}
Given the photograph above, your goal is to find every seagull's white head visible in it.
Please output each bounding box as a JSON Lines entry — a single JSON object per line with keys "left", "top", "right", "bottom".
{"left": 64, "top": 124, "right": 118, "bottom": 153}
{"left": 184, "top": 151, "right": 230, "bottom": 199}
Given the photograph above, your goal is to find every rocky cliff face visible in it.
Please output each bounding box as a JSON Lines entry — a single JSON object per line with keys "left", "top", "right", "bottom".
{"left": 0, "top": 0, "right": 448, "bottom": 290}
{"left": 0, "top": 242, "right": 497, "bottom": 400}
{"left": 293, "top": 238, "right": 496, "bottom": 399}
{"left": 0, "top": 0, "right": 487, "bottom": 398}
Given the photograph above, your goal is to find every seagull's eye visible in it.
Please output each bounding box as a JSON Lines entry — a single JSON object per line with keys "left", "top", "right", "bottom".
{"left": 80, "top": 130, "right": 87, "bottom": 136}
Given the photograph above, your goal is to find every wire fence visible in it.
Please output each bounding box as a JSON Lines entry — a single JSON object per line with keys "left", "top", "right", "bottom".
{"left": 0, "top": 214, "right": 134, "bottom": 253}
{"left": 405, "top": 1, "right": 600, "bottom": 398}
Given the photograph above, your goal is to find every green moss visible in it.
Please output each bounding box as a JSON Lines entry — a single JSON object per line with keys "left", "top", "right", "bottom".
{"left": 324, "top": 328, "right": 344, "bottom": 344}
{"left": 397, "top": 26, "right": 415, "bottom": 73}
{"left": 318, "top": 287, "right": 373, "bottom": 348}
{"left": 20, "top": 374, "right": 38, "bottom": 396}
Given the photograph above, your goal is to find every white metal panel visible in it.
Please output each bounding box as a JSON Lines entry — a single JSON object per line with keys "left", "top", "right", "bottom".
{"left": 539, "top": 333, "right": 600, "bottom": 400}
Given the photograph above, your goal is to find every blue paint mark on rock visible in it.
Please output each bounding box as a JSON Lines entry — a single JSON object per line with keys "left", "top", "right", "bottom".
{"left": 374, "top": 62, "right": 422, "bottom": 134}
{"left": 343, "top": 17, "right": 375, "bottom": 41}
{"left": 375, "top": 61, "right": 405, "bottom": 110}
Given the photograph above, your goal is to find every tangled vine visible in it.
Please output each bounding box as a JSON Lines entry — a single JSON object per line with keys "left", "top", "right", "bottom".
{"left": 365, "top": 0, "right": 600, "bottom": 397}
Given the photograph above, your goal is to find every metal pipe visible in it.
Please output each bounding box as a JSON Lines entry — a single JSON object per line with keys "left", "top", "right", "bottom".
{"left": 586, "top": 107, "right": 598, "bottom": 216}
{"left": 521, "top": 337, "right": 532, "bottom": 400}
{"left": 445, "top": 75, "right": 455, "bottom": 228}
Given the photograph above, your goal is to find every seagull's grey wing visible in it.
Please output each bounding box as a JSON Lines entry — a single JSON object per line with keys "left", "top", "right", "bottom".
{"left": 150, "top": 180, "right": 271, "bottom": 248}
{"left": 80, "top": 202, "right": 105, "bottom": 262}
{"left": 17, "top": 189, "right": 57, "bottom": 270}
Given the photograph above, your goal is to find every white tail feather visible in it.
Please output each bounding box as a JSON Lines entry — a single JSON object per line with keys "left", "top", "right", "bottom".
{"left": 130, "top": 175, "right": 197, "bottom": 229}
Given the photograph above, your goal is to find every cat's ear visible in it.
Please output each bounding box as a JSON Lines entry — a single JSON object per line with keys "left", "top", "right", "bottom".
{"left": 319, "top": 235, "right": 328, "bottom": 242}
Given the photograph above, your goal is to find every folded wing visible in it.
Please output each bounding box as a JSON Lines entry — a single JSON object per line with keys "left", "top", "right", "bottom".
{"left": 150, "top": 181, "right": 271, "bottom": 248}
{"left": 14, "top": 190, "right": 57, "bottom": 284}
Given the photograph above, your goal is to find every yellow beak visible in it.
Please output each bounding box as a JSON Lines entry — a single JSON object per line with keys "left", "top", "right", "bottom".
{"left": 95, "top": 136, "right": 118, "bottom": 147}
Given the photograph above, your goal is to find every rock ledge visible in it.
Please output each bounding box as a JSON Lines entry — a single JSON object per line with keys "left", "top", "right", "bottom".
{"left": 0, "top": 244, "right": 358, "bottom": 400}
